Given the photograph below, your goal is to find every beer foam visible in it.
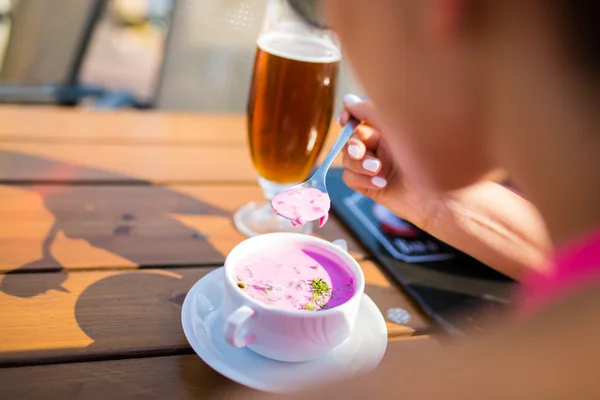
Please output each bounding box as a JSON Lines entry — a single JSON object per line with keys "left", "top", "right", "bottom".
{"left": 257, "top": 32, "right": 341, "bottom": 63}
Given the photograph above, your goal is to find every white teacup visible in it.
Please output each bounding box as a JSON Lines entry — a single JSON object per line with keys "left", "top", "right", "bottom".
{"left": 221, "top": 233, "right": 365, "bottom": 362}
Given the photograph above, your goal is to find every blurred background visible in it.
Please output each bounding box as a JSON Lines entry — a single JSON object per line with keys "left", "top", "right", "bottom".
{"left": 0, "top": 0, "right": 363, "bottom": 112}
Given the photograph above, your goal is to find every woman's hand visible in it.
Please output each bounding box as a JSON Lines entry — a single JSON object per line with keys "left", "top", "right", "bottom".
{"left": 339, "top": 94, "right": 437, "bottom": 230}
{"left": 339, "top": 94, "right": 551, "bottom": 279}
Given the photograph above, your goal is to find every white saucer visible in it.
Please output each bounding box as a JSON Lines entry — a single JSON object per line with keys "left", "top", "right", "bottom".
{"left": 181, "top": 268, "right": 388, "bottom": 394}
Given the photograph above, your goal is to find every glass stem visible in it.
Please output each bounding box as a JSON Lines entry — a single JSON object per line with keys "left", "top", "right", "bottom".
{"left": 258, "top": 177, "right": 296, "bottom": 201}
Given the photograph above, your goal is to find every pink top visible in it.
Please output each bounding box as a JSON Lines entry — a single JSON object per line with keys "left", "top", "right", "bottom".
{"left": 518, "top": 228, "right": 600, "bottom": 318}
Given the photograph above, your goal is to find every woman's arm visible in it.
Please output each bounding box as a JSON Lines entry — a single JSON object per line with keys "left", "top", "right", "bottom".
{"left": 419, "top": 181, "right": 552, "bottom": 280}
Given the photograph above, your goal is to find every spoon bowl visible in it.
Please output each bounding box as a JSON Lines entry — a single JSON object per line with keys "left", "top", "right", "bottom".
{"left": 271, "top": 118, "right": 359, "bottom": 227}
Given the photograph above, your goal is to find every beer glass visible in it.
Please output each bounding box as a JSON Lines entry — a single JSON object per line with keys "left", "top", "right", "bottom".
{"left": 234, "top": 0, "right": 340, "bottom": 237}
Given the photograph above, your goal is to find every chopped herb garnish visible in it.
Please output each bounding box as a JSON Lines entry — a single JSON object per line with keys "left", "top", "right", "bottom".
{"left": 310, "top": 278, "right": 332, "bottom": 308}
{"left": 264, "top": 283, "right": 281, "bottom": 292}
{"left": 252, "top": 284, "right": 267, "bottom": 294}
{"left": 304, "top": 302, "right": 318, "bottom": 311}
{"left": 311, "top": 278, "right": 330, "bottom": 295}
{"left": 237, "top": 282, "right": 247, "bottom": 290}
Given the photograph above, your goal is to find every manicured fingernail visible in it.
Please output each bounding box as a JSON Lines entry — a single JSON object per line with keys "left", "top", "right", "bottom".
{"left": 337, "top": 115, "right": 342, "bottom": 125}
{"left": 371, "top": 176, "right": 387, "bottom": 188}
{"left": 362, "top": 159, "right": 380, "bottom": 173}
{"left": 347, "top": 144, "right": 361, "bottom": 159}
{"left": 343, "top": 93, "right": 362, "bottom": 105}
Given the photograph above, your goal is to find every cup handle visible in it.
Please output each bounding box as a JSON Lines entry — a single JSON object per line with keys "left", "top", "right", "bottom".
{"left": 224, "top": 305, "right": 255, "bottom": 348}
{"left": 332, "top": 239, "right": 348, "bottom": 252}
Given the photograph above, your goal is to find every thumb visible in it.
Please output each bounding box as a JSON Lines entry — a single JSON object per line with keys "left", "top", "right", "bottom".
{"left": 342, "top": 94, "right": 383, "bottom": 131}
{"left": 341, "top": 94, "right": 382, "bottom": 151}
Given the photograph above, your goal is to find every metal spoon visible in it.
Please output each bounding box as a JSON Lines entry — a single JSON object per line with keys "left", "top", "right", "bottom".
{"left": 271, "top": 118, "right": 359, "bottom": 225}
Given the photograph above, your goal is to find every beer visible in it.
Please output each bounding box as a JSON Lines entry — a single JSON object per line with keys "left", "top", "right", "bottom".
{"left": 247, "top": 32, "right": 340, "bottom": 184}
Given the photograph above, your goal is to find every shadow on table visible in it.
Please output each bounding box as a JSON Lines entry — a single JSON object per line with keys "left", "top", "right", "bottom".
{"left": 0, "top": 149, "right": 235, "bottom": 381}
{"left": 0, "top": 149, "right": 228, "bottom": 300}
{"left": 0, "top": 150, "right": 405, "bottom": 397}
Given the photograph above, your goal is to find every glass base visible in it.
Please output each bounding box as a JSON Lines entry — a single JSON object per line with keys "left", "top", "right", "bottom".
{"left": 234, "top": 201, "right": 313, "bottom": 237}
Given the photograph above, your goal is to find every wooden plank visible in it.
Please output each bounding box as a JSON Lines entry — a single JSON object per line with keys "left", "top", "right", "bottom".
{"left": 0, "top": 338, "right": 438, "bottom": 399}
{"left": 0, "top": 107, "right": 249, "bottom": 145}
{"left": 0, "top": 264, "right": 429, "bottom": 365}
{"left": 0, "top": 142, "right": 257, "bottom": 182}
{"left": 0, "top": 184, "right": 366, "bottom": 272}
{"left": 0, "top": 142, "right": 345, "bottom": 183}
{"left": 0, "top": 108, "right": 345, "bottom": 183}
{"left": 0, "top": 107, "right": 343, "bottom": 147}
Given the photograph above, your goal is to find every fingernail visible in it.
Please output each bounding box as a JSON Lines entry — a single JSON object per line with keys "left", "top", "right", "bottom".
{"left": 362, "top": 159, "right": 380, "bottom": 173}
{"left": 343, "top": 93, "right": 362, "bottom": 105}
{"left": 371, "top": 176, "right": 387, "bottom": 188}
{"left": 347, "top": 144, "right": 361, "bottom": 159}
{"left": 337, "top": 115, "right": 342, "bottom": 125}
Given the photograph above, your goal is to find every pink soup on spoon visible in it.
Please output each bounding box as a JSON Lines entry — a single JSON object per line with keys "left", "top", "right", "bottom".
{"left": 271, "top": 188, "right": 331, "bottom": 227}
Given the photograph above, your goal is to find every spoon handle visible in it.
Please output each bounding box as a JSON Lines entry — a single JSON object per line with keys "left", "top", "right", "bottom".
{"left": 315, "top": 118, "right": 359, "bottom": 178}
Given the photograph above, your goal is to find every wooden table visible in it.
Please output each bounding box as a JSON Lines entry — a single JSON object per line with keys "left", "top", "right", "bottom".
{"left": 0, "top": 106, "right": 436, "bottom": 398}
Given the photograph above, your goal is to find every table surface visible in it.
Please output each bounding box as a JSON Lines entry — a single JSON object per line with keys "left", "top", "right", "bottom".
{"left": 0, "top": 106, "right": 436, "bottom": 398}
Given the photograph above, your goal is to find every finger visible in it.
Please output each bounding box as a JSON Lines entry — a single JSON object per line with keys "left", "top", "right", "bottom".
{"left": 341, "top": 96, "right": 382, "bottom": 151}
{"left": 343, "top": 152, "right": 382, "bottom": 176}
{"left": 345, "top": 136, "right": 366, "bottom": 160}
{"left": 345, "top": 123, "right": 382, "bottom": 159}
{"left": 343, "top": 94, "right": 382, "bottom": 127}
{"left": 338, "top": 109, "right": 350, "bottom": 126}
{"left": 342, "top": 170, "right": 388, "bottom": 191}
{"left": 353, "top": 123, "right": 381, "bottom": 152}
{"left": 339, "top": 97, "right": 371, "bottom": 125}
